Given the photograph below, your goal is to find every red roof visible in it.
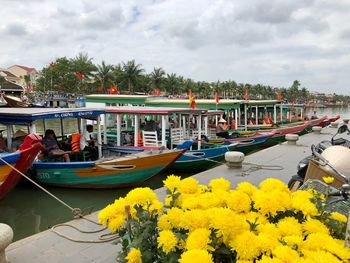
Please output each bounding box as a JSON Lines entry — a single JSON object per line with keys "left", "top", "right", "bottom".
{"left": 12, "top": 65, "right": 36, "bottom": 73}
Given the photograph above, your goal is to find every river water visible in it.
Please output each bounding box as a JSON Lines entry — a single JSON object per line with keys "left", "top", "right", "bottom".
{"left": 0, "top": 106, "right": 349, "bottom": 241}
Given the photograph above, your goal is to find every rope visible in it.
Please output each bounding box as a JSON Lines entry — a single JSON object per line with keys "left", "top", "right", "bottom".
{"left": 0, "top": 156, "right": 118, "bottom": 243}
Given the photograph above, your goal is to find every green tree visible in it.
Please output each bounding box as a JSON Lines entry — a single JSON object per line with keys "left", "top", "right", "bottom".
{"left": 96, "top": 61, "right": 114, "bottom": 93}
{"left": 164, "top": 73, "right": 179, "bottom": 95}
{"left": 120, "top": 60, "right": 144, "bottom": 93}
{"left": 150, "top": 67, "right": 165, "bottom": 92}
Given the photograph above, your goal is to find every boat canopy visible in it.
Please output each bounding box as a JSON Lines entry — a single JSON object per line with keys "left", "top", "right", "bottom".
{"left": 105, "top": 106, "right": 207, "bottom": 115}
{"left": 0, "top": 108, "right": 105, "bottom": 125}
{"left": 86, "top": 94, "right": 149, "bottom": 105}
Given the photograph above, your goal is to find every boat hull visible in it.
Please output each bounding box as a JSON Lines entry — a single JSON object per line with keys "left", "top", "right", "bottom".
{"left": 0, "top": 134, "right": 43, "bottom": 200}
{"left": 33, "top": 150, "right": 183, "bottom": 188}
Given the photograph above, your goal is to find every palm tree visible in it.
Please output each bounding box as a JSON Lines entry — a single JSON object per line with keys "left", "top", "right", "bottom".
{"left": 96, "top": 61, "right": 114, "bottom": 93}
{"left": 24, "top": 74, "right": 31, "bottom": 90}
{"left": 164, "top": 73, "right": 179, "bottom": 95}
{"left": 120, "top": 60, "right": 144, "bottom": 93}
{"left": 150, "top": 67, "right": 165, "bottom": 92}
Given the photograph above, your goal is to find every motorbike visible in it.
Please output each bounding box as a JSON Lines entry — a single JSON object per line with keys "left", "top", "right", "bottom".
{"left": 288, "top": 124, "right": 350, "bottom": 189}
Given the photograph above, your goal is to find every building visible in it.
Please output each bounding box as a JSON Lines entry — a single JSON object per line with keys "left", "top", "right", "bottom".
{"left": 7, "top": 65, "right": 38, "bottom": 89}
{"left": 0, "top": 69, "right": 21, "bottom": 85}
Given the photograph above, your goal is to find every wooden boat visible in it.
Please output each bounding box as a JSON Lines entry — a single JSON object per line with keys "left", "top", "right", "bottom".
{"left": 3, "top": 95, "right": 31, "bottom": 108}
{"left": 33, "top": 149, "right": 183, "bottom": 188}
{"left": 0, "top": 134, "right": 43, "bottom": 199}
{"left": 319, "top": 115, "right": 340, "bottom": 127}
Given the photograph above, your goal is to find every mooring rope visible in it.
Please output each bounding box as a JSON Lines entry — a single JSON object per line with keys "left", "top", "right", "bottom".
{"left": 0, "top": 156, "right": 118, "bottom": 243}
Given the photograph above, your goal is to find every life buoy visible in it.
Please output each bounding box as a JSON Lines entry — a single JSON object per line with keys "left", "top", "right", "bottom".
{"left": 71, "top": 133, "right": 81, "bottom": 152}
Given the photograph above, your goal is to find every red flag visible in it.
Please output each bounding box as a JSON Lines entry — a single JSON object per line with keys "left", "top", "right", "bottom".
{"left": 110, "top": 84, "right": 118, "bottom": 94}
{"left": 50, "top": 62, "right": 56, "bottom": 68}
{"left": 156, "top": 88, "right": 161, "bottom": 96}
{"left": 97, "top": 86, "right": 102, "bottom": 92}
{"left": 243, "top": 88, "right": 249, "bottom": 100}
{"left": 215, "top": 94, "right": 220, "bottom": 105}
{"left": 189, "top": 89, "right": 196, "bottom": 109}
{"left": 277, "top": 92, "right": 283, "bottom": 101}
{"left": 76, "top": 72, "right": 84, "bottom": 79}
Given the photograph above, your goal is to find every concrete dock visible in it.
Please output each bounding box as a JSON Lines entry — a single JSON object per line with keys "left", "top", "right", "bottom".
{"left": 4, "top": 126, "right": 347, "bottom": 262}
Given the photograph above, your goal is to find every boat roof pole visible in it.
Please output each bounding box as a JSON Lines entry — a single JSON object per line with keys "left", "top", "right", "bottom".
{"left": 273, "top": 104, "right": 277, "bottom": 124}
{"left": 255, "top": 106, "right": 258, "bottom": 125}
{"left": 6, "top": 125, "right": 12, "bottom": 151}
{"left": 244, "top": 104, "right": 248, "bottom": 131}
{"left": 280, "top": 103, "right": 283, "bottom": 123}
{"left": 234, "top": 108, "right": 238, "bottom": 130}
{"left": 97, "top": 115, "right": 102, "bottom": 158}
{"left": 77, "top": 118, "right": 81, "bottom": 134}
{"left": 204, "top": 115, "right": 208, "bottom": 136}
{"left": 29, "top": 122, "right": 36, "bottom": 134}
{"left": 116, "top": 114, "right": 121, "bottom": 146}
{"left": 161, "top": 115, "right": 166, "bottom": 147}
{"left": 60, "top": 118, "right": 64, "bottom": 139}
{"left": 198, "top": 114, "right": 202, "bottom": 150}
{"left": 134, "top": 115, "right": 139, "bottom": 147}
{"left": 43, "top": 119, "right": 47, "bottom": 132}
{"left": 103, "top": 114, "right": 107, "bottom": 145}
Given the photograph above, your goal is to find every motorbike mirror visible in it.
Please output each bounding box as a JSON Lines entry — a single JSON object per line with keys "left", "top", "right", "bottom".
{"left": 337, "top": 124, "right": 348, "bottom": 134}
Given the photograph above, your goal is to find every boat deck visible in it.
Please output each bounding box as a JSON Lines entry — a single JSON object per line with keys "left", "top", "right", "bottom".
{"left": 5, "top": 126, "right": 347, "bottom": 263}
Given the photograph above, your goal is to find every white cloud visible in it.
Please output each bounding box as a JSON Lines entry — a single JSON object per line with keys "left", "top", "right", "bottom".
{"left": 0, "top": 0, "right": 349, "bottom": 94}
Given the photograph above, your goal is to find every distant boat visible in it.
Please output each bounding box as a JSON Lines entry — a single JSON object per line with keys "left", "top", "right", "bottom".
{"left": 3, "top": 95, "right": 30, "bottom": 107}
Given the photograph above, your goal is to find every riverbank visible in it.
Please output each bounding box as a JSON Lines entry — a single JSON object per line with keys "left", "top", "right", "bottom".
{"left": 5, "top": 126, "right": 344, "bottom": 263}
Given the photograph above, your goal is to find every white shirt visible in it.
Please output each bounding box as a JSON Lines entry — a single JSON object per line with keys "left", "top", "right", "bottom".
{"left": 80, "top": 131, "right": 91, "bottom": 150}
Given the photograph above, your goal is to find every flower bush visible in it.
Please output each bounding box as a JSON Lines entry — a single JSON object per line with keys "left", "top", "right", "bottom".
{"left": 98, "top": 176, "right": 350, "bottom": 263}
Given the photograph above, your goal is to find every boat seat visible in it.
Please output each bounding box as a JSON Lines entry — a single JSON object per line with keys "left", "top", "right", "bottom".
{"left": 70, "top": 133, "right": 91, "bottom": 161}
{"left": 142, "top": 131, "right": 161, "bottom": 147}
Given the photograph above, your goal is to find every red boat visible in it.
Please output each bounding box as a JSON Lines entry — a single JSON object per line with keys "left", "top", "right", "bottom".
{"left": 319, "top": 115, "right": 341, "bottom": 127}
{"left": 0, "top": 134, "right": 43, "bottom": 200}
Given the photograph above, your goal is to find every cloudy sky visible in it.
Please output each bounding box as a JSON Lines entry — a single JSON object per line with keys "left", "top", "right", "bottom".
{"left": 0, "top": 0, "right": 349, "bottom": 94}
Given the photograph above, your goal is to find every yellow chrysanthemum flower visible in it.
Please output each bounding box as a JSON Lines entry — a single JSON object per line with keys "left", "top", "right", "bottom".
{"left": 291, "top": 190, "right": 319, "bottom": 217}
{"left": 226, "top": 190, "right": 251, "bottom": 213}
{"left": 125, "top": 248, "right": 142, "bottom": 263}
{"left": 178, "top": 177, "right": 199, "bottom": 194}
{"left": 186, "top": 228, "right": 213, "bottom": 251}
{"left": 302, "top": 250, "right": 343, "bottom": 263}
{"left": 125, "top": 187, "right": 157, "bottom": 207}
{"left": 322, "top": 176, "right": 335, "bottom": 184}
{"left": 256, "top": 255, "right": 283, "bottom": 262}
{"left": 302, "top": 218, "right": 329, "bottom": 235}
{"left": 157, "top": 214, "right": 172, "bottom": 231}
{"left": 107, "top": 214, "right": 125, "bottom": 232}
{"left": 258, "top": 232, "right": 279, "bottom": 254}
{"left": 236, "top": 181, "right": 258, "bottom": 197}
{"left": 148, "top": 200, "right": 163, "bottom": 216}
{"left": 167, "top": 207, "right": 184, "bottom": 228}
{"left": 282, "top": 235, "right": 303, "bottom": 247}
{"left": 257, "top": 223, "right": 280, "bottom": 239}
{"left": 157, "top": 230, "right": 178, "bottom": 254}
{"left": 329, "top": 212, "right": 347, "bottom": 223}
{"left": 209, "top": 177, "right": 231, "bottom": 192}
{"left": 163, "top": 175, "right": 181, "bottom": 193}
{"left": 230, "top": 231, "right": 261, "bottom": 260}
{"left": 181, "top": 209, "right": 210, "bottom": 231}
{"left": 179, "top": 249, "right": 214, "bottom": 263}
{"left": 259, "top": 178, "right": 289, "bottom": 193}
{"left": 272, "top": 245, "right": 300, "bottom": 262}
{"left": 277, "top": 217, "right": 302, "bottom": 237}
{"left": 253, "top": 190, "right": 292, "bottom": 216}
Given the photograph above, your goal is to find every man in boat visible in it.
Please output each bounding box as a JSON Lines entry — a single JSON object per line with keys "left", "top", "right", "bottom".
{"left": 80, "top": 124, "right": 98, "bottom": 160}
{"left": 216, "top": 118, "right": 229, "bottom": 139}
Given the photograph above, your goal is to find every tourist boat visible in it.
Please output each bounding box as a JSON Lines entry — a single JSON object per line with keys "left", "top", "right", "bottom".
{"left": 0, "top": 134, "right": 43, "bottom": 199}
{"left": 33, "top": 149, "right": 184, "bottom": 188}
{"left": 105, "top": 106, "right": 258, "bottom": 173}
{"left": 0, "top": 107, "right": 184, "bottom": 188}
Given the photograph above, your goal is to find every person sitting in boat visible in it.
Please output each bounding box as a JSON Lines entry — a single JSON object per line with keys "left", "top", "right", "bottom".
{"left": 12, "top": 129, "right": 28, "bottom": 151}
{"left": 144, "top": 116, "right": 157, "bottom": 131}
{"left": 216, "top": 118, "right": 229, "bottom": 139}
{"left": 42, "top": 129, "right": 71, "bottom": 162}
{"left": 80, "top": 124, "right": 98, "bottom": 160}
